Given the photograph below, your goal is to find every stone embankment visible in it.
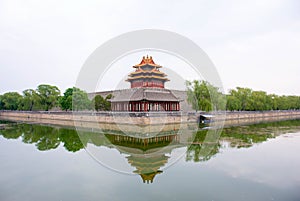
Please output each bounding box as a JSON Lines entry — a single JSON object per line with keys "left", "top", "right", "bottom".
{"left": 0, "top": 110, "right": 299, "bottom": 128}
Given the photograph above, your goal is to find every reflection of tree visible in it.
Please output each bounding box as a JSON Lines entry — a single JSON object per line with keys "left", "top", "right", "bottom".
{"left": 186, "top": 129, "right": 220, "bottom": 162}
{"left": 221, "top": 128, "right": 273, "bottom": 148}
{"left": 36, "top": 132, "right": 60, "bottom": 151}
{"left": 0, "top": 124, "right": 111, "bottom": 153}
{"left": 186, "top": 143, "right": 220, "bottom": 162}
{"left": 0, "top": 125, "right": 23, "bottom": 139}
{"left": 186, "top": 119, "right": 300, "bottom": 162}
{"left": 21, "top": 124, "right": 40, "bottom": 144}
{"left": 219, "top": 120, "right": 299, "bottom": 148}
{"left": 22, "top": 124, "right": 60, "bottom": 151}
{"left": 0, "top": 119, "right": 299, "bottom": 160}
{"left": 1, "top": 124, "right": 73, "bottom": 151}
{"left": 59, "top": 128, "right": 84, "bottom": 152}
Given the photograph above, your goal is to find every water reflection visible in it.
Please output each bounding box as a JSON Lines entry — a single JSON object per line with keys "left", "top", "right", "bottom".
{"left": 0, "top": 119, "right": 300, "bottom": 183}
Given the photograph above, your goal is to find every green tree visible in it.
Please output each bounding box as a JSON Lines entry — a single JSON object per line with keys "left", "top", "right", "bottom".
{"left": 226, "top": 94, "right": 240, "bottom": 111}
{"left": 59, "top": 87, "right": 93, "bottom": 111}
{"left": 186, "top": 80, "right": 225, "bottom": 112}
{"left": 72, "top": 88, "right": 92, "bottom": 111}
{"left": 277, "top": 96, "right": 289, "bottom": 110}
{"left": 226, "top": 88, "right": 300, "bottom": 111}
{"left": 235, "top": 87, "right": 252, "bottom": 111}
{"left": 248, "top": 91, "right": 268, "bottom": 111}
{"left": 288, "top": 96, "right": 300, "bottom": 110}
{"left": 0, "top": 95, "right": 4, "bottom": 110}
{"left": 268, "top": 94, "right": 279, "bottom": 110}
{"left": 207, "top": 83, "right": 226, "bottom": 110}
{"left": 59, "top": 87, "right": 74, "bottom": 111}
{"left": 226, "top": 87, "right": 252, "bottom": 111}
{"left": 18, "top": 89, "right": 40, "bottom": 111}
{"left": 93, "top": 94, "right": 112, "bottom": 111}
{"left": 1, "top": 92, "right": 22, "bottom": 110}
{"left": 36, "top": 84, "right": 60, "bottom": 111}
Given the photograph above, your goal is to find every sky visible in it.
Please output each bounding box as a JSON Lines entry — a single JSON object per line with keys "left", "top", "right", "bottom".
{"left": 0, "top": 0, "right": 300, "bottom": 95}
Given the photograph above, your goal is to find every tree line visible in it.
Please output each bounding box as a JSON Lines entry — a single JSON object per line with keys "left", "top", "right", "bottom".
{"left": 0, "top": 84, "right": 111, "bottom": 111}
{"left": 186, "top": 80, "right": 300, "bottom": 112}
{"left": 1, "top": 82, "right": 299, "bottom": 112}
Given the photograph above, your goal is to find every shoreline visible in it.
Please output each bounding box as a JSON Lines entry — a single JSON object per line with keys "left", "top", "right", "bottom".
{"left": 0, "top": 110, "right": 300, "bottom": 129}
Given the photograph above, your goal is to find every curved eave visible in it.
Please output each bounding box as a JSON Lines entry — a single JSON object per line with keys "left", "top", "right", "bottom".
{"left": 133, "top": 64, "right": 162, "bottom": 68}
{"left": 126, "top": 76, "right": 170, "bottom": 81}
{"left": 130, "top": 70, "right": 166, "bottom": 75}
{"left": 128, "top": 72, "right": 167, "bottom": 77}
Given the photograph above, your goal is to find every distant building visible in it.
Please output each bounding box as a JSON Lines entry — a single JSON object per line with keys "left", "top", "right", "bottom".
{"left": 110, "top": 56, "right": 181, "bottom": 112}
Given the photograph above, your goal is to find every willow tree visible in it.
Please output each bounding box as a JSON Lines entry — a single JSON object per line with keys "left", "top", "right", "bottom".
{"left": 186, "top": 80, "right": 226, "bottom": 112}
{"left": 36, "top": 84, "right": 60, "bottom": 111}
{"left": 93, "top": 94, "right": 112, "bottom": 111}
{"left": 71, "top": 88, "right": 92, "bottom": 111}
{"left": 19, "top": 89, "right": 40, "bottom": 111}
{"left": 0, "top": 92, "right": 22, "bottom": 110}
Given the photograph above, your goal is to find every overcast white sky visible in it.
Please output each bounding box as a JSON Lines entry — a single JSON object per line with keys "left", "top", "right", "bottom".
{"left": 0, "top": 0, "right": 299, "bottom": 95}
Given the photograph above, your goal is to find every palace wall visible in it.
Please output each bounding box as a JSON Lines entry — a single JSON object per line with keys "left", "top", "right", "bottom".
{"left": 0, "top": 110, "right": 300, "bottom": 129}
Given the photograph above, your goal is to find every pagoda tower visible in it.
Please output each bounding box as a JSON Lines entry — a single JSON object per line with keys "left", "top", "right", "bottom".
{"left": 126, "top": 55, "right": 169, "bottom": 88}
{"left": 110, "top": 55, "right": 180, "bottom": 112}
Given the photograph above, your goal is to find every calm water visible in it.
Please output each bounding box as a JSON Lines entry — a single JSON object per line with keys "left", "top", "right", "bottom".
{"left": 1, "top": 119, "right": 300, "bottom": 201}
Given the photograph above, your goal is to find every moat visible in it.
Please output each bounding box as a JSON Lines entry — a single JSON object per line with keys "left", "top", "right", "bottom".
{"left": 1, "top": 119, "right": 300, "bottom": 200}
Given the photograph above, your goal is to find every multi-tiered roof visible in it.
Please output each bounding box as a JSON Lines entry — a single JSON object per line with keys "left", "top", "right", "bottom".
{"left": 110, "top": 55, "right": 180, "bottom": 112}
{"left": 126, "top": 55, "right": 169, "bottom": 88}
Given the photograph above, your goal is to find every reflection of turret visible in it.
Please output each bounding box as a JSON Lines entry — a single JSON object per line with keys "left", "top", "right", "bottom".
{"left": 139, "top": 171, "right": 162, "bottom": 184}
{"left": 105, "top": 134, "right": 179, "bottom": 151}
{"left": 105, "top": 133, "right": 181, "bottom": 184}
{"left": 128, "top": 155, "right": 167, "bottom": 184}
